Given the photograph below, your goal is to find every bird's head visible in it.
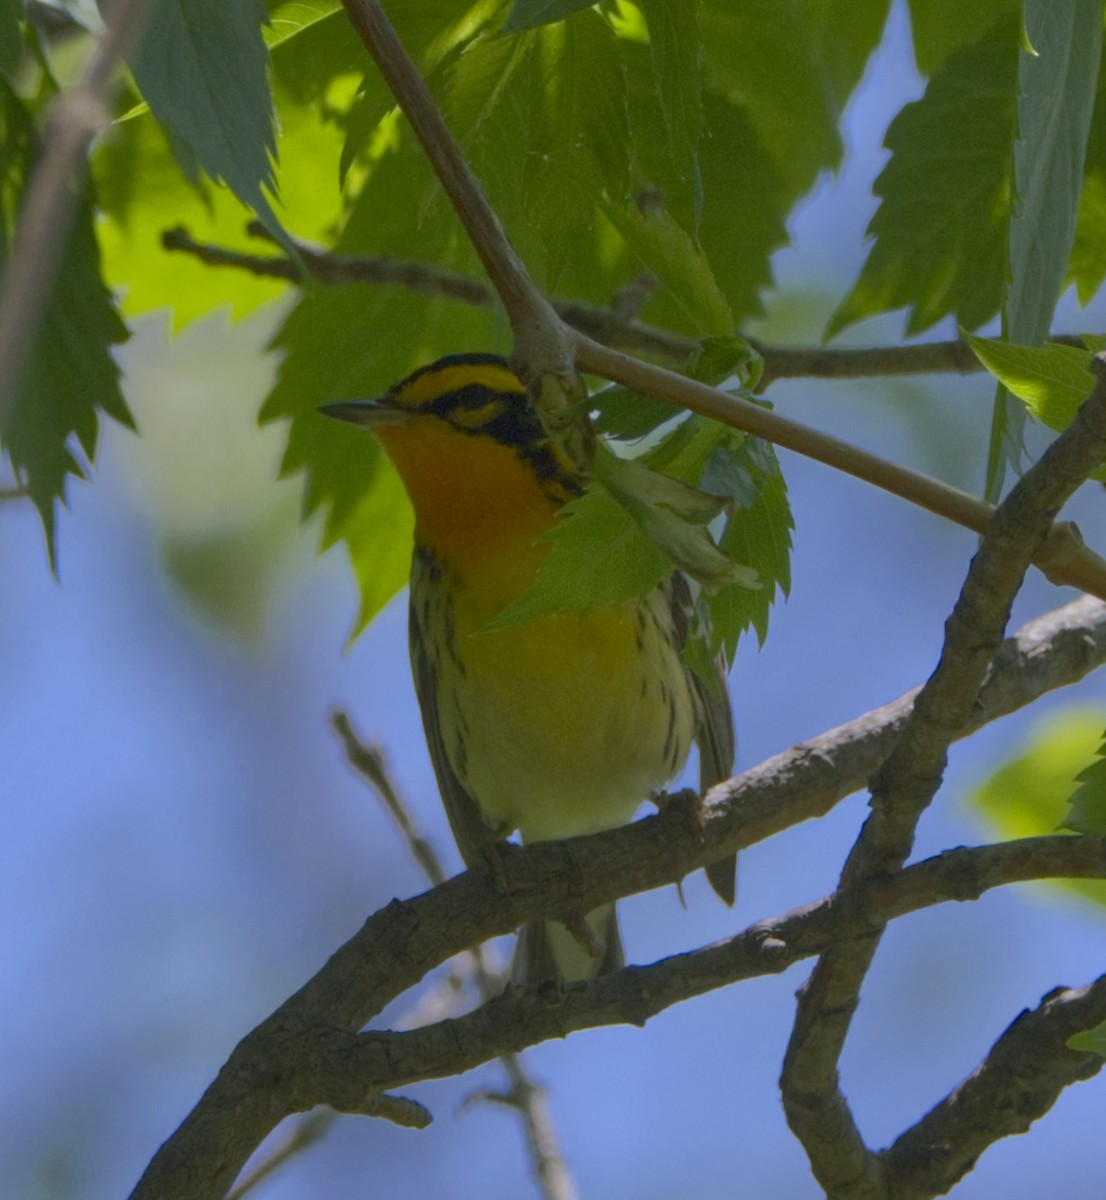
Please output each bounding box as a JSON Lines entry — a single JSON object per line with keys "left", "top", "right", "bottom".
{"left": 323, "top": 353, "right": 585, "bottom": 569}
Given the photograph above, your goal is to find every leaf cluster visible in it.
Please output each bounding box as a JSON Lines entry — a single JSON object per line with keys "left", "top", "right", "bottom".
{"left": 1, "top": 0, "right": 1105, "bottom": 681}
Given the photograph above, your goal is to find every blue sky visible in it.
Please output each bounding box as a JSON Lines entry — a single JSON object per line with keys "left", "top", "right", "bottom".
{"left": 3, "top": 4, "right": 1106, "bottom": 1198}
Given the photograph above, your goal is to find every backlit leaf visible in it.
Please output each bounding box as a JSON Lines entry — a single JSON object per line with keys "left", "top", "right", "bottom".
{"left": 967, "top": 708, "right": 1106, "bottom": 911}
{"left": 828, "top": 15, "right": 1018, "bottom": 339}
{"left": 988, "top": 0, "right": 1104, "bottom": 499}
{"left": 0, "top": 85, "right": 131, "bottom": 566}
{"left": 127, "top": 0, "right": 288, "bottom": 246}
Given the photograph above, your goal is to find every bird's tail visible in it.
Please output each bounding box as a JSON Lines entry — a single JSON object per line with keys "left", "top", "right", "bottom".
{"left": 512, "top": 902, "right": 624, "bottom": 987}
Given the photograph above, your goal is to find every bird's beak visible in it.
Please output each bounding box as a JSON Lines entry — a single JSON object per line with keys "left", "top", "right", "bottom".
{"left": 320, "top": 399, "right": 411, "bottom": 428}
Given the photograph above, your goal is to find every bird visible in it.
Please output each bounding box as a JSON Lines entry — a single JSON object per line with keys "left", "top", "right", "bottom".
{"left": 324, "top": 352, "right": 735, "bottom": 984}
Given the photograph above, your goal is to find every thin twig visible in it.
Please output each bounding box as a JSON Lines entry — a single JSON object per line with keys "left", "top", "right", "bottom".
{"left": 0, "top": 484, "right": 28, "bottom": 499}
{"left": 0, "top": 0, "right": 157, "bottom": 423}
{"left": 330, "top": 708, "right": 580, "bottom": 1200}
{"left": 778, "top": 356, "right": 1106, "bottom": 1198}
{"left": 161, "top": 226, "right": 494, "bottom": 305}
{"left": 330, "top": 710, "right": 447, "bottom": 888}
{"left": 127, "top": 597, "right": 1106, "bottom": 1200}
{"left": 572, "top": 334, "right": 1106, "bottom": 601}
{"left": 337, "top": 0, "right": 569, "bottom": 377}
{"left": 161, "top": 223, "right": 1087, "bottom": 380}
{"left": 225, "top": 1112, "right": 335, "bottom": 1200}
{"left": 336, "top": 716, "right": 578, "bottom": 1200}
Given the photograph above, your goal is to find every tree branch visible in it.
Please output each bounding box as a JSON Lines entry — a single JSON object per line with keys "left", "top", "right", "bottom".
{"left": 161, "top": 223, "right": 1106, "bottom": 600}
{"left": 337, "top": 0, "right": 570, "bottom": 378}
{"left": 779, "top": 355, "right": 1106, "bottom": 1198}
{"left": 571, "top": 334, "right": 1106, "bottom": 602}
{"left": 882, "top": 974, "right": 1106, "bottom": 1199}
{"left": 330, "top": 710, "right": 579, "bottom": 1200}
{"left": 275, "top": 835, "right": 1106, "bottom": 1097}
{"left": 161, "top": 223, "right": 1087, "bottom": 382}
{"left": 128, "top": 597, "right": 1106, "bottom": 1200}
{"left": 0, "top": 0, "right": 157, "bottom": 423}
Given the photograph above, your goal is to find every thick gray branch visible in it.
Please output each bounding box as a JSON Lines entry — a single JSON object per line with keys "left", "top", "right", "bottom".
{"left": 779, "top": 359, "right": 1106, "bottom": 1198}
{"left": 883, "top": 975, "right": 1106, "bottom": 1199}
{"left": 128, "top": 598, "right": 1106, "bottom": 1200}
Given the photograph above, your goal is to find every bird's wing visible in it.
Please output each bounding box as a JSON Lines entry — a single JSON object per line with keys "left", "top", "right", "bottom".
{"left": 671, "top": 574, "right": 738, "bottom": 904}
{"left": 408, "top": 566, "right": 501, "bottom": 869}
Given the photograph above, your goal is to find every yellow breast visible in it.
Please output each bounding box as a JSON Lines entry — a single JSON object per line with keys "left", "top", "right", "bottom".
{"left": 380, "top": 407, "right": 696, "bottom": 844}
{"left": 426, "top": 557, "right": 696, "bottom": 843}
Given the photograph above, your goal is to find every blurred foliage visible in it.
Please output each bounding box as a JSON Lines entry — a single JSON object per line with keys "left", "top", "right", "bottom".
{"left": 967, "top": 708, "right": 1106, "bottom": 910}
{"left": 115, "top": 310, "right": 309, "bottom": 643}
{"left": 0, "top": 0, "right": 1103, "bottom": 649}
{"left": 967, "top": 334, "right": 1106, "bottom": 481}
{"left": 1062, "top": 728, "right": 1106, "bottom": 836}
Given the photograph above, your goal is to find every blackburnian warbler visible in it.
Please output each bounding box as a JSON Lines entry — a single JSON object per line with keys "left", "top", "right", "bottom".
{"left": 325, "top": 353, "right": 734, "bottom": 983}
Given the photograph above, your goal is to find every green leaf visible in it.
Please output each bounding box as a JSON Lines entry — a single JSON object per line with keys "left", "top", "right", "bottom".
{"left": 127, "top": 0, "right": 289, "bottom": 246}
{"left": 987, "top": 0, "right": 1104, "bottom": 499}
{"left": 828, "top": 15, "right": 1018, "bottom": 339}
{"left": 525, "top": 11, "right": 630, "bottom": 280}
{"left": 590, "top": 386, "right": 681, "bottom": 440}
{"left": 261, "top": 134, "right": 499, "bottom": 633}
{"left": 906, "top": 0, "right": 1018, "bottom": 76}
{"left": 1061, "top": 729, "right": 1106, "bottom": 835}
{"left": 502, "top": 0, "right": 594, "bottom": 33}
{"left": 966, "top": 336, "right": 1096, "bottom": 429}
{"left": 691, "top": 335, "right": 763, "bottom": 390}
{"left": 264, "top": 0, "right": 365, "bottom": 104}
{"left": 1068, "top": 1021, "right": 1106, "bottom": 1055}
{"left": 694, "top": 94, "right": 787, "bottom": 325}
{"left": 702, "top": 435, "right": 793, "bottom": 654}
{"left": 265, "top": 0, "right": 340, "bottom": 47}
{"left": 637, "top": 0, "right": 701, "bottom": 179}
{"left": 483, "top": 483, "right": 671, "bottom": 631}
{"left": 1009, "top": 0, "right": 1104, "bottom": 339}
{"left": 617, "top": 39, "right": 787, "bottom": 328}
{"left": 603, "top": 193, "right": 732, "bottom": 334}
{"left": 596, "top": 441, "right": 757, "bottom": 591}
{"left": 0, "top": 86, "right": 131, "bottom": 567}
{"left": 967, "top": 707, "right": 1106, "bottom": 911}
{"left": 701, "top": 0, "right": 890, "bottom": 198}
{"left": 641, "top": 411, "right": 728, "bottom": 482}
{"left": 1070, "top": 63, "right": 1106, "bottom": 306}
{"left": 96, "top": 67, "right": 349, "bottom": 326}
{"left": 442, "top": 11, "right": 630, "bottom": 286}
{"left": 633, "top": 411, "right": 791, "bottom": 654}
{"left": 0, "top": 0, "right": 23, "bottom": 74}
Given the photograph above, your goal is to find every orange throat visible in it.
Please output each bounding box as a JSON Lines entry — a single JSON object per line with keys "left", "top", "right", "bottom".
{"left": 375, "top": 417, "right": 560, "bottom": 583}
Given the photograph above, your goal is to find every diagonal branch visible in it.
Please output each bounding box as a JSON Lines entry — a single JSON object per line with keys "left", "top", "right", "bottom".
{"left": 572, "top": 335, "right": 1106, "bottom": 602}
{"left": 778, "top": 356, "right": 1106, "bottom": 1198}
{"left": 330, "top": 711, "right": 579, "bottom": 1200}
{"left": 127, "top": 597, "right": 1106, "bottom": 1200}
{"left": 0, "top": 0, "right": 157, "bottom": 422}
{"left": 882, "top": 974, "right": 1106, "bottom": 1199}
{"left": 162, "top": 224, "right": 1106, "bottom": 600}
{"left": 337, "top": 0, "right": 569, "bottom": 377}
{"left": 285, "top": 836, "right": 1106, "bottom": 1098}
